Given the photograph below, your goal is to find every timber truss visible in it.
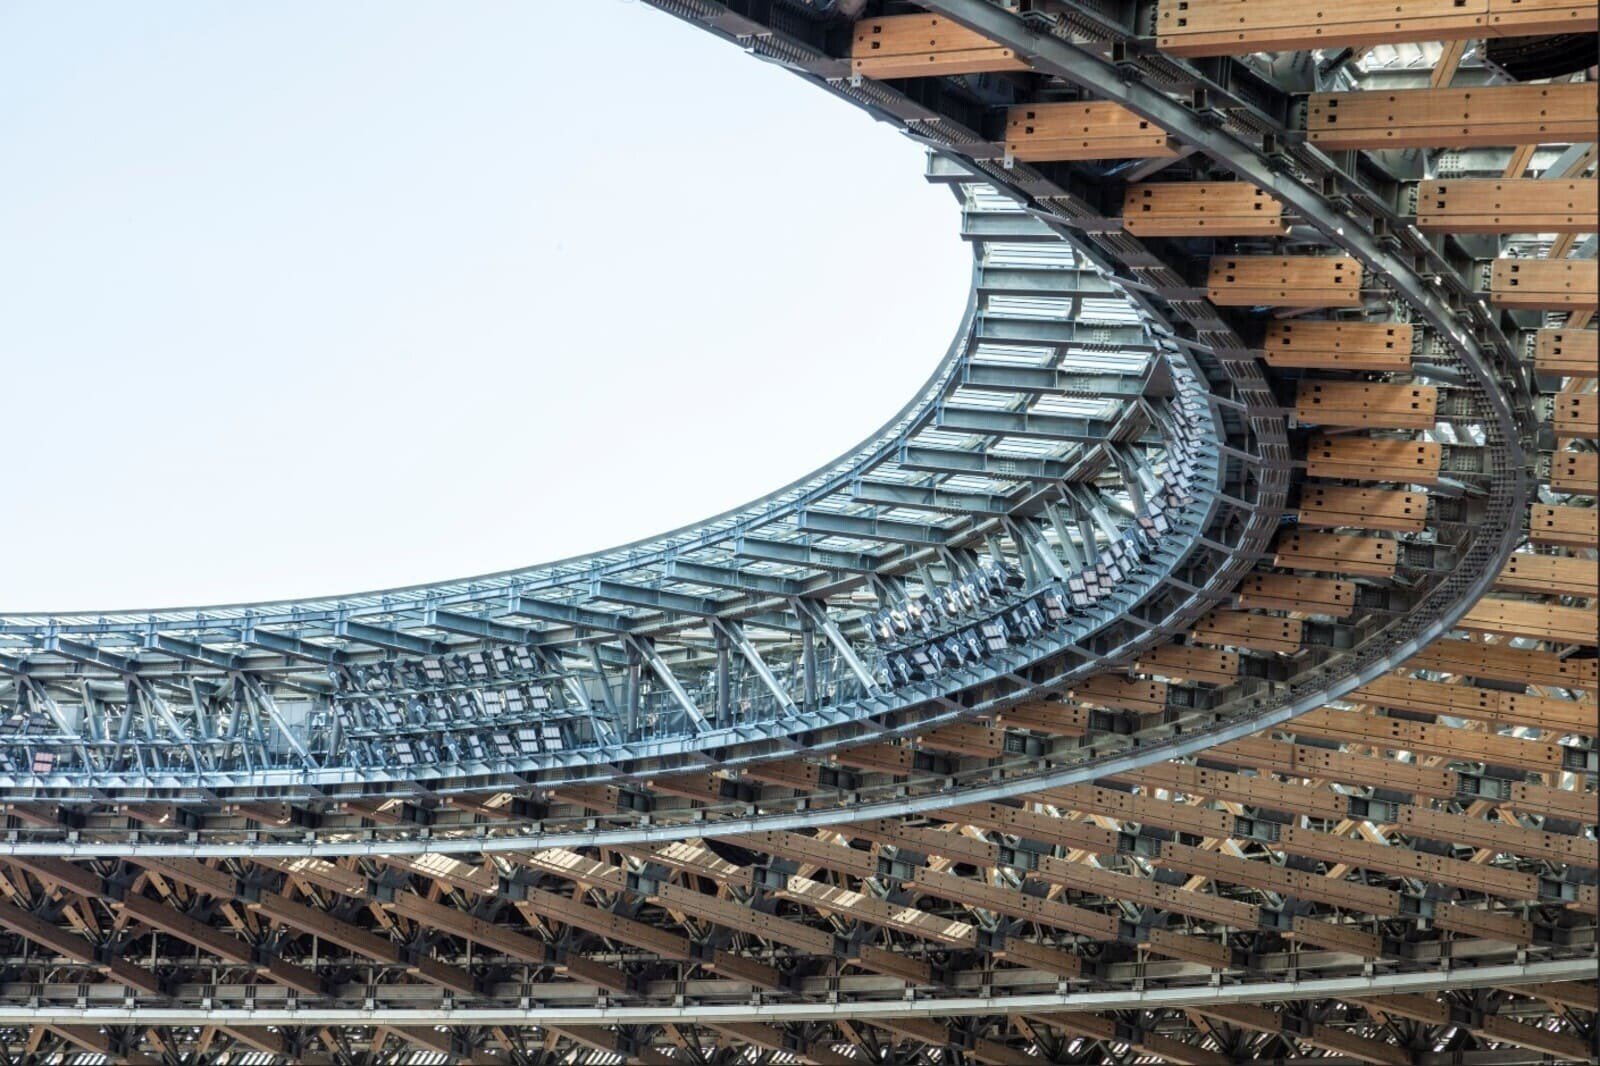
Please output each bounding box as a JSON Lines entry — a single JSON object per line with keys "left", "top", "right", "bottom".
{"left": 0, "top": 0, "right": 1595, "bottom": 1062}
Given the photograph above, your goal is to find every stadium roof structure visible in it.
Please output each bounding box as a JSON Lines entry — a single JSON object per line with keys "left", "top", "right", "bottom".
{"left": 0, "top": 2, "right": 1594, "bottom": 1062}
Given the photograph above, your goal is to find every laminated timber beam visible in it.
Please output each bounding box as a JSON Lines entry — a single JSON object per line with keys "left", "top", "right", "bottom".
{"left": 869, "top": 1019, "right": 1019, "bottom": 1065}
{"left": 1504, "top": 980, "right": 1600, "bottom": 1011}
{"left": 1036, "top": 782, "right": 1549, "bottom": 902}
{"left": 263, "top": 850, "right": 691, "bottom": 991}
{"left": 1364, "top": 993, "right": 1597, "bottom": 1062}
{"left": 626, "top": 841, "right": 974, "bottom": 982}
{"left": 1305, "top": 436, "right": 1443, "bottom": 484}
{"left": 1069, "top": 674, "right": 1169, "bottom": 714}
{"left": 1554, "top": 392, "right": 1598, "bottom": 440}
{"left": 1530, "top": 503, "right": 1596, "bottom": 549}
{"left": 1121, "top": 761, "right": 1594, "bottom": 869}
{"left": 1201, "top": 1003, "right": 1409, "bottom": 1066}
{"left": 1306, "top": 83, "right": 1600, "bottom": 150}
{"left": 1236, "top": 572, "right": 1355, "bottom": 615}
{"left": 1298, "top": 484, "right": 1428, "bottom": 532}
{"left": 121, "top": 856, "right": 483, "bottom": 997}
{"left": 850, "top": 14, "right": 1025, "bottom": 79}
{"left": 1410, "top": 637, "right": 1598, "bottom": 689}
{"left": 524, "top": 844, "right": 936, "bottom": 986}
{"left": 1262, "top": 321, "right": 1415, "bottom": 372}
{"left": 1004, "top": 101, "right": 1178, "bottom": 162}
{"left": 1025, "top": 1011, "right": 1231, "bottom": 1066}
{"left": 945, "top": 776, "right": 1564, "bottom": 934}
{"left": 1353, "top": 672, "right": 1598, "bottom": 734}
{"left": 46, "top": 1025, "right": 160, "bottom": 1064}
{"left": 1274, "top": 530, "right": 1399, "bottom": 577}
{"left": 548, "top": 1027, "right": 674, "bottom": 1066}
{"left": 1491, "top": 259, "right": 1600, "bottom": 312}
{"left": 1495, "top": 552, "right": 1598, "bottom": 598}
{"left": 1156, "top": 0, "right": 1598, "bottom": 56}
{"left": 1193, "top": 610, "right": 1304, "bottom": 653}
{"left": 1459, "top": 596, "right": 1599, "bottom": 644}
{"left": 800, "top": 813, "right": 1248, "bottom": 973}
{"left": 245, "top": 891, "right": 478, "bottom": 997}
{"left": 1209, "top": 733, "right": 1587, "bottom": 815}
{"left": 0, "top": 898, "right": 164, "bottom": 996}
{"left": 1535, "top": 329, "right": 1598, "bottom": 378}
{"left": 1417, "top": 179, "right": 1599, "bottom": 234}
{"left": 1551, "top": 450, "right": 1599, "bottom": 493}
{"left": 1133, "top": 643, "right": 1239, "bottom": 685}
{"left": 1295, "top": 382, "right": 1438, "bottom": 430}
{"left": 906, "top": 865, "right": 1120, "bottom": 939}
{"left": 1288, "top": 706, "right": 1579, "bottom": 777}
{"left": 846, "top": 817, "right": 1012, "bottom": 870}
{"left": 1122, "top": 182, "right": 1287, "bottom": 237}
{"left": 9, "top": 856, "right": 325, "bottom": 996}
{"left": 1207, "top": 256, "right": 1363, "bottom": 307}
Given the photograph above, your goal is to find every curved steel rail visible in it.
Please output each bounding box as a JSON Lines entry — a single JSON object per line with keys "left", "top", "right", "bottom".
{"left": 0, "top": 958, "right": 1586, "bottom": 1027}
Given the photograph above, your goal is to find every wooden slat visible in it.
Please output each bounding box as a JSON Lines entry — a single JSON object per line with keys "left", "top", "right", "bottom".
{"left": 1529, "top": 504, "right": 1598, "bottom": 548}
{"left": 851, "top": 15, "right": 1027, "bottom": 79}
{"left": 855, "top": 816, "right": 1012, "bottom": 867}
{"left": 1037, "top": 855, "right": 1260, "bottom": 927}
{"left": 1551, "top": 450, "right": 1599, "bottom": 493}
{"left": 1289, "top": 914, "right": 1383, "bottom": 957}
{"left": 1133, "top": 643, "right": 1239, "bottom": 685}
{"left": 1236, "top": 573, "right": 1355, "bottom": 616}
{"left": 1307, "top": 84, "right": 1599, "bottom": 150}
{"left": 1553, "top": 392, "right": 1598, "bottom": 439}
{"left": 1262, "top": 321, "right": 1414, "bottom": 372}
{"left": 910, "top": 866, "right": 1121, "bottom": 939}
{"left": 1162, "top": 840, "right": 1400, "bottom": 915}
{"left": 1416, "top": 179, "right": 1598, "bottom": 233}
{"left": 1284, "top": 715, "right": 1568, "bottom": 808}
{"left": 994, "top": 700, "right": 1089, "bottom": 735}
{"left": 1193, "top": 610, "right": 1305, "bottom": 653}
{"left": 1216, "top": 735, "right": 1459, "bottom": 799}
{"left": 1124, "top": 762, "right": 1346, "bottom": 820}
{"left": 1037, "top": 784, "right": 1233, "bottom": 838}
{"left": 990, "top": 936, "right": 1084, "bottom": 977}
{"left": 1305, "top": 436, "right": 1442, "bottom": 482}
{"left": 1478, "top": 1014, "right": 1595, "bottom": 1063}
{"left": 729, "top": 831, "right": 879, "bottom": 881}
{"left": 1460, "top": 597, "right": 1599, "bottom": 645}
{"left": 1534, "top": 329, "right": 1598, "bottom": 378}
{"left": 1295, "top": 381, "right": 1438, "bottom": 429}
{"left": 1491, "top": 259, "right": 1600, "bottom": 312}
{"left": 1354, "top": 673, "right": 1596, "bottom": 733}
{"left": 1410, "top": 638, "right": 1598, "bottom": 689}
{"left": 1506, "top": 982, "right": 1600, "bottom": 1012}
{"left": 1297, "top": 485, "right": 1428, "bottom": 532}
{"left": 1208, "top": 256, "right": 1362, "bottom": 307}
{"left": 1157, "top": 0, "right": 1598, "bottom": 56}
{"left": 833, "top": 742, "right": 914, "bottom": 775}
{"left": 741, "top": 758, "right": 821, "bottom": 791}
{"left": 1070, "top": 675, "right": 1169, "bottom": 714}
{"left": 1495, "top": 553, "right": 1598, "bottom": 597}
{"left": 918, "top": 721, "right": 1005, "bottom": 758}
{"left": 1005, "top": 102, "right": 1178, "bottom": 162}
{"left": 1274, "top": 530, "right": 1398, "bottom": 577}
{"left": 1122, "top": 182, "right": 1286, "bottom": 236}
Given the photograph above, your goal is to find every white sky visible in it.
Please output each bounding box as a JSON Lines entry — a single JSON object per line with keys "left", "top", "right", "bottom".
{"left": 0, "top": 1, "right": 971, "bottom": 613}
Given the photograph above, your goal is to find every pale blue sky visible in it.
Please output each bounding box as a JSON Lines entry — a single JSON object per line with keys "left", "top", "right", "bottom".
{"left": 1, "top": 1, "right": 970, "bottom": 611}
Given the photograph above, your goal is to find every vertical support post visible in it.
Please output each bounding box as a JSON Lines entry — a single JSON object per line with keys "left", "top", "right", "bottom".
{"left": 802, "top": 619, "right": 818, "bottom": 711}
{"left": 715, "top": 629, "right": 732, "bottom": 728}
{"left": 625, "top": 642, "right": 642, "bottom": 738}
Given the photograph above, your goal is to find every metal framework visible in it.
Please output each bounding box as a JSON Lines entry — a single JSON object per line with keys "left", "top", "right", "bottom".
{"left": 0, "top": 1, "right": 1593, "bottom": 1062}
